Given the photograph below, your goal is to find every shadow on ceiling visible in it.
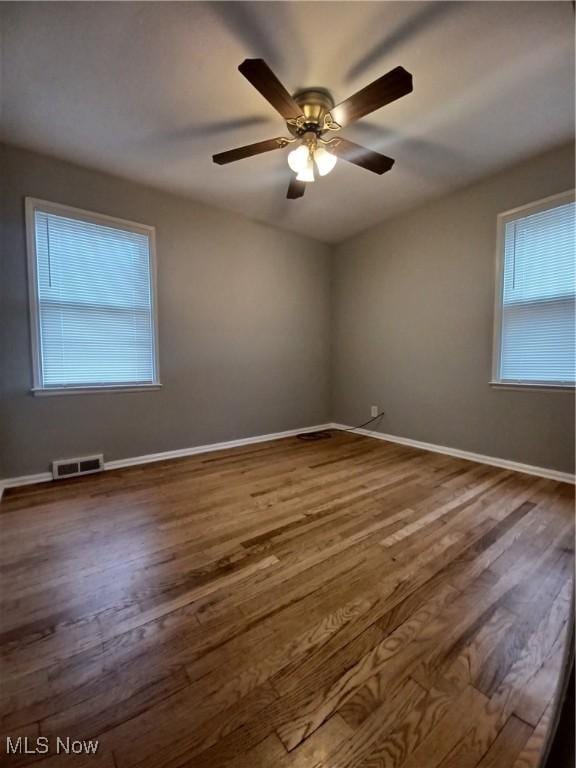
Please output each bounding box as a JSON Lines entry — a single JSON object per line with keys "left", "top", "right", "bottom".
{"left": 128, "top": 116, "right": 274, "bottom": 151}
{"left": 207, "top": 1, "right": 305, "bottom": 75}
{"left": 346, "top": 1, "right": 460, "bottom": 83}
{"left": 348, "top": 122, "right": 474, "bottom": 182}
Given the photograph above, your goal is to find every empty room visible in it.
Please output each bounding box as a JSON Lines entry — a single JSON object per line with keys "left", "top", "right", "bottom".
{"left": 0, "top": 2, "right": 574, "bottom": 767}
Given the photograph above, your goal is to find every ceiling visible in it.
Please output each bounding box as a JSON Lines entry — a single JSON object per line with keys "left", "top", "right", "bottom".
{"left": 1, "top": 2, "right": 574, "bottom": 243}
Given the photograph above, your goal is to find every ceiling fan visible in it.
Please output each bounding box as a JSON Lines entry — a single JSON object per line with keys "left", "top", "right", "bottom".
{"left": 212, "top": 59, "right": 413, "bottom": 199}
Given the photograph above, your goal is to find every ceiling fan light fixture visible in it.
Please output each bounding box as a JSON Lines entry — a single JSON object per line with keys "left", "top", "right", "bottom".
{"left": 314, "top": 146, "right": 338, "bottom": 176}
{"left": 287, "top": 144, "right": 310, "bottom": 174}
{"left": 296, "top": 157, "right": 315, "bottom": 182}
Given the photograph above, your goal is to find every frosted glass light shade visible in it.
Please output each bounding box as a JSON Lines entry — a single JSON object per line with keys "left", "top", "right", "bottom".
{"left": 314, "top": 147, "right": 338, "bottom": 176}
{"left": 296, "top": 156, "right": 315, "bottom": 182}
{"left": 287, "top": 145, "right": 310, "bottom": 174}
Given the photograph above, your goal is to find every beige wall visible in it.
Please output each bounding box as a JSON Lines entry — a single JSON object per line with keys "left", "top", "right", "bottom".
{"left": 332, "top": 142, "right": 575, "bottom": 473}
{"left": 0, "top": 144, "right": 332, "bottom": 477}
{"left": 2, "top": 142, "right": 574, "bottom": 479}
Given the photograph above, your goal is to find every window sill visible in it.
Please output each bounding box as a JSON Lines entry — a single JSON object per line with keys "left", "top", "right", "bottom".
{"left": 32, "top": 384, "right": 162, "bottom": 397}
{"left": 490, "top": 381, "right": 575, "bottom": 393}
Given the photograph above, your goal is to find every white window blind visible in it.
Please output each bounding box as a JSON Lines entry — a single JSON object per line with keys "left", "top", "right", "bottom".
{"left": 494, "top": 193, "right": 575, "bottom": 387}
{"left": 28, "top": 201, "right": 159, "bottom": 391}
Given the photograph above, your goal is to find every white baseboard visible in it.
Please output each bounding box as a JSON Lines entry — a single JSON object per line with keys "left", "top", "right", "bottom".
{"left": 2, "top": 421, "right": 572, "bottom": 499}
{"left": 0, "top": 423, "right": 333, "bottom": 499}
{"left": 331, "top": 423, "right": 575, "bottom": 484}
{"left": 0, "top": 471, "right": 54, "bottom": 495}
{"left": 104, "top": 424, "right": 333, "bottom": 470}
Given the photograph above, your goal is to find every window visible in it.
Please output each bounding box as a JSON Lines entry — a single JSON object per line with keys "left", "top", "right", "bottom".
{"left": 26, "top": 199, "right": 160, "bottom": 394}
{"left": 492, "top": 191, "right": 575, "bottom": 389}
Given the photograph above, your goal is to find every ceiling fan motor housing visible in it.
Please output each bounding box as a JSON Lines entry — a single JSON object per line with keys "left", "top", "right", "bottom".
{"left": 289, "top": 88, "right": 335, "bottom": 136}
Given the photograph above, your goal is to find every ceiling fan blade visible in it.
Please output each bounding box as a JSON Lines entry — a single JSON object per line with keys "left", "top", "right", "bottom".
{"left": 213, "top": 137, "right": 289, "bottom": 165}
{"left": 287, "top": 175, "right": 306, "bottom": 199}
{"left": 238, "top": 59, "right": 303, "bottom": 120}
{"left": 331, "top": 66, "right": 413, "bottom": 127}
{"left": 330, "top": 138, "right": 395, "bottom": 174}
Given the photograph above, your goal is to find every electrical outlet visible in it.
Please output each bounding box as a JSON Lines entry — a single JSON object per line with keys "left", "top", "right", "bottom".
{"left": 370, "top": 405, "right": 379, "bottom": 418}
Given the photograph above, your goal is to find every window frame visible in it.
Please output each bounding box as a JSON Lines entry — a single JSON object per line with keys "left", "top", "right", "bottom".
{"left": 491, "top": 189, "right": 576, "bottom": 392}
{"left": 25, "top": 197, "right": 161, "bottom": 396}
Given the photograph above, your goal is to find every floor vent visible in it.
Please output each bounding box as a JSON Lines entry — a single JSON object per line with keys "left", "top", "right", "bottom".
{"left": 52, "top": 454, "right": 104, "bottom": 480}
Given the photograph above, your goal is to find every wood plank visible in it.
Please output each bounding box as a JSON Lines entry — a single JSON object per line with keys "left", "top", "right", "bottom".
{"left": 0, "top": 433, "right": 571, "bottom": 768}
{"left": 511, "top": 703, "right": 553, "bottom": 768}
{"left": 274, "top": 585, "right": 457, "bottom": 750}
{"left": 319, "top": 678, "right": 427, "bottom": 768}
{"left": 344, "top": 683, "right": 455, "bottom": 768}
{"left": 394, "top": 685, "right": 490, "bottom": 768}
{"left": 474, "top": 716, "right": 533, "bottom": 768}
{"left": 513, "top": 632, "right": 566, "bottom": 726}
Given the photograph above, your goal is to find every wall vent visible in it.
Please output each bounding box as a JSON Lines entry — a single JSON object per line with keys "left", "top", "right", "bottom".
{"left": 52, "top": 454, "right": 104, "bottom": 480}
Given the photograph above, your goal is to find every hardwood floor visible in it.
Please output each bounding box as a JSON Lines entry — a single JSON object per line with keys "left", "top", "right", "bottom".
{"left": 0, "top": 432, "right": 573, "bottom": 768}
